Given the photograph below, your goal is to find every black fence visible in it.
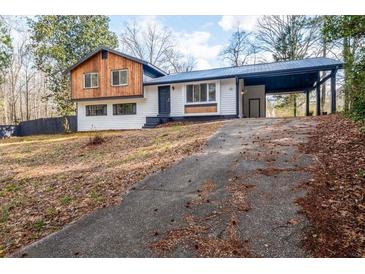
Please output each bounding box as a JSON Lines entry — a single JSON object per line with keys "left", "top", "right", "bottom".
{"left": 0, "top": 116, "right": 77, "bottom": 138}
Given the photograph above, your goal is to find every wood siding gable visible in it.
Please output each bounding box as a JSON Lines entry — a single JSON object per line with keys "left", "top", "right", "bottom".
{"left": 71, "top": 51, "right": 143, "bottom": 100}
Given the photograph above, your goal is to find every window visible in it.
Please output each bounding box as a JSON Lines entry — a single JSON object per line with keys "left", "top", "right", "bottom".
{"left": 86, "top": 105, "right": 107, "bottom": 116}
{"left": 111, "top": 69, "right": 128, "bottom": 86}
{"left": 113, "top": 103, "right": 136, "bottom": 115}
{"left": 84, "top": 73, "right": 98, "bottom": 89}
{"left": 186, "top": 83, "right": 216, "bottom": 103}
{"left": 208, "top": 83, "right": 216, "bottom": 101}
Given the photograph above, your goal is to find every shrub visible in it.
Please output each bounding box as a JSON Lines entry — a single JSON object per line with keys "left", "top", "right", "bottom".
{"left": 349, "top": 93, "right": 365, "bottom": 121}
{"left": 87, "top": 133, "right": 105, "bottom": 146}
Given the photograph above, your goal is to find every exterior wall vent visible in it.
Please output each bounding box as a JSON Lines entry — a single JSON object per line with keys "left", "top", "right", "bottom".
{"left": 102, "top": 50, "right": 108, "bottom": 59}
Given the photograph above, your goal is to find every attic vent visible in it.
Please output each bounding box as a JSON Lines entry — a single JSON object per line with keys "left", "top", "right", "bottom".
{"left": 102, "top": 50, "right": 108, "bottom": 59}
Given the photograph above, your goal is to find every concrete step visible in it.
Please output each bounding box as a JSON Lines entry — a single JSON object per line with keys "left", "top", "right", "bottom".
{"left": 142, "top": 124, "right": 158, "bottom": 129}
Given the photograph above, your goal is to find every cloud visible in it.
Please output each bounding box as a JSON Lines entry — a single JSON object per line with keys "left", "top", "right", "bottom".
{"left": 119, "top": 16, "right": 223, "bottom": 70}
{"left": 175, "top": 31, "right": 222, "bottom": 69}
{"left": 218, "top": 15, "right": 262, "bottom": 32}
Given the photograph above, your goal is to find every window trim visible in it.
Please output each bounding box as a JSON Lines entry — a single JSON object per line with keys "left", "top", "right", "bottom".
{"left": 111, "top": 69, "right": 129, "bottom": 87}
{"left": 185, "top": 81, "right": 217, "bottom": 105}
{"left": 112, "top": 103, "right": 137, "bottom": 116}
{"left": 83, "top": 72, "right": 99, "bottom": 89}
{"left": 85, "top": 104, "right": 107, "bottom": 116}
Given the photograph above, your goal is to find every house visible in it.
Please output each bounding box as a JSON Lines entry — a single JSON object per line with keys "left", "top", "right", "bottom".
{"left": 67, "top": 47, "right": 343, "bottom": 131}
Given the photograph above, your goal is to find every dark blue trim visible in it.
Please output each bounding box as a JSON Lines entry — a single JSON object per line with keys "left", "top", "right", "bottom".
{"left": 316, "top": 72, "right": 321, "bottom": 115}
{"left": 235, "top": 77, "right": 239, "bottom": 117}
{"left": 331, "top": 69, "right": 337, "bottom": 113}
{"left": 305, "top": 89, "right": 310, "bottom": 116}
{"left": 143, "top": 65, "right": 165, "bottom": 78}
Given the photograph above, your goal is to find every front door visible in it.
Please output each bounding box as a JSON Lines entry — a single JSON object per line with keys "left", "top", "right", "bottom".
{"left": 158, "top": 86, "right": 171, "bottom": 115}
{"left": 249, "top": 98, "right": 260, "bottom": 118}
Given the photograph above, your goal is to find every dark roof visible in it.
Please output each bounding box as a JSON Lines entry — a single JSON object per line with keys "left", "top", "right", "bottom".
{"left": 66, "top": 47, "right": 166, "bottom": 77}
{"left": 144, "top": 57, "right": 343, "bottom": 85}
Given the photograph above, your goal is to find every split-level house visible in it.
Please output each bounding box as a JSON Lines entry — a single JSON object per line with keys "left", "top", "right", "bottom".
{"left": 67, "top": 47, "right": 343, "bottom": 131}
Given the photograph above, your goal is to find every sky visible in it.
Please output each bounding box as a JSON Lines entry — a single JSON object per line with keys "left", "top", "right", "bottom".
{"left": 109, "top": 15, "right": 263, "bottom": 70}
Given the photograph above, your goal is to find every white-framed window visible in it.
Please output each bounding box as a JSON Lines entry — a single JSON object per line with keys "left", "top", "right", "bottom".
{"left": 111, "top": 69, "right": 128, "bottom": 86}
{"left": 186, "top": 83, "right": 216, "bottom": 103}
{"left": 85, "top": 105, "right": 107, "bottom": 116}
{"left": 113, "top": 103, "right": 136, "bottom": 115}
{"left": 83, "top": 72, "right": 98, "bottom": 89}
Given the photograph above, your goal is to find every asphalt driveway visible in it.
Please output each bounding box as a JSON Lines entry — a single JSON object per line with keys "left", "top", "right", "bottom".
{"left": 15, "top": 118, "right": 316, "bottom": 257}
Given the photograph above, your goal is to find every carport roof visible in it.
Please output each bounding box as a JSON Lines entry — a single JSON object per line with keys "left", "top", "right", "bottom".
{"left": 144, "top": 57, "right": 343, "bottom": 86}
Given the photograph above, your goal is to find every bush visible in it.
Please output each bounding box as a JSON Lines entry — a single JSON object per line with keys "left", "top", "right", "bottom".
{"left": 87, "top": 133, "right": 105, "bottom": 146}
{"left": 349, "top": 93, "right": 365, "bottom": 121}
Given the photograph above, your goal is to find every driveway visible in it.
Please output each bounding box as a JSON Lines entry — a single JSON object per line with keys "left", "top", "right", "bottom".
{"left": 15, "top": 118, "right": 316, "bottom": 257}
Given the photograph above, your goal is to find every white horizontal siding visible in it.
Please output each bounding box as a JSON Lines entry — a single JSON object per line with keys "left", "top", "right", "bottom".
{"left": 146, "top": 79, "right": 237, "bottom": 118}
{"left": 170, "top": 84, "right": 184, "bottom": 116}
{"left": 77, "top": 78, "right": 239, "bottom": 131}
{"left": 220, "top": 78, "right": 236, "bottom": 115}
{"left": 77, "top": 88, "right": 158, "bottom": 131}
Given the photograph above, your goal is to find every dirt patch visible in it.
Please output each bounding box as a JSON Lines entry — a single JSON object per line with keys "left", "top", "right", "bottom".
{"left": 256, "top": 167, "right": 303, "bottom": 176}
{"left": 86, "top": 134, "right": 106, "bottom": 146}
{"left": 298, "top": 114, "right": 365, "bottom": 257}
{"left": 190, "top": 180, "right": 215, "bottom": 207}
{"left": 149, "top": 213, "right": 250, "bottom": 258}
{"left": 0, "top": 121, "right": 222, "bottom": 257}
{"left": 228, "top": 177, "right": 255, "bottom": 212}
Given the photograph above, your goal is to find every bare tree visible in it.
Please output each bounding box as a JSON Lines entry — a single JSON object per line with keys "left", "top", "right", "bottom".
{"left": 165, "top": 49, "right": 196, "bottom": 73}
{"left": 120, "top": 20, "right": 196, "bottom": 73}
{"left": 220, "top": 28, "right": 257, "bottom": 66}
{"left": 0, "top": 16, "right": 56, "bottom": 124}
{"left": 4, "top": 40, "right": 26, "bottom": 123}
{"left": 256, "top": 16, "right": 321, "bottom": 117}
{"left": 256, "top": 16, "right": 321, "bottom": 61}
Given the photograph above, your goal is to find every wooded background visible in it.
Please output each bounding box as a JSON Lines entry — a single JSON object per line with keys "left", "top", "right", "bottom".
{"left": 0, "top": 15, "right": 364, "bottom": 125}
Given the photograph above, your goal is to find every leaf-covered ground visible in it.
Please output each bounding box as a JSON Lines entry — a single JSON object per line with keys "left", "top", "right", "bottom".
{"left": 0, "top": 121, "right": 222, "bottom": 257}
{"left": 298, "top": 114, "right": 365, "bottom": 257}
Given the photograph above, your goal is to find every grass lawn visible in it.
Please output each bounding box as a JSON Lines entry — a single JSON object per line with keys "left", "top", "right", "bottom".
{"left": 0, "top": 121, "right": 223, "bottom": 257}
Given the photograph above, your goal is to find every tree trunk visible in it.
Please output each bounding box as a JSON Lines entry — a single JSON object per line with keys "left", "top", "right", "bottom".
{"left": 293, "top": 94, "right": 297, "bottom": 117}
{"left": 321, "top": 37, "right": 327, "bottom": 111}
{"left": 25, "top": 69, "right": 30, "bottom": 120}
{"left": 63, "top": 116, "right": 70, "bottom": 133}
{"left": 343, "top": 37, "right": 352, "bottom": 112}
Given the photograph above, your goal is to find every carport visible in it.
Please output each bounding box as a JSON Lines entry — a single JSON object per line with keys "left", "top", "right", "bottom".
{"left": 235, "top": 58, "right": 344, "bottom": 117}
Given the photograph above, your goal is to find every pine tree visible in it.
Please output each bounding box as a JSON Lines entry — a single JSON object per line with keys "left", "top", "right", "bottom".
{"left": 28, "top": 16, "right": 118, "bottom": 120}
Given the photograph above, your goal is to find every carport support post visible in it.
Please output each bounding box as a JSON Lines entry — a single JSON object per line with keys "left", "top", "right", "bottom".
{"left": 235, "top": 76, "right": 239, "bottom": 117}
{"left": 331, "top": 69, "right": 337, "bottom": 113}
{"left": 305, "top": 89, "right": 310, "bottom": 116}
{"left": 316, "top": 72, "right": 321, "bottom": 116}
